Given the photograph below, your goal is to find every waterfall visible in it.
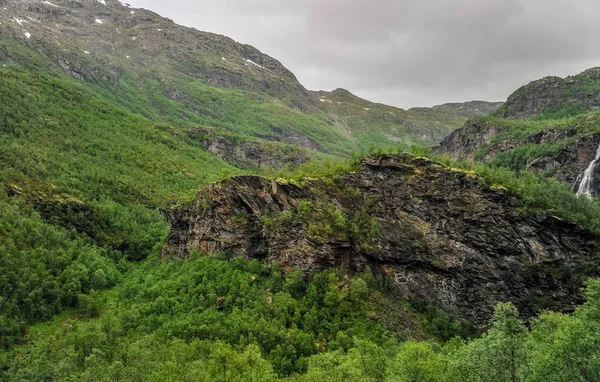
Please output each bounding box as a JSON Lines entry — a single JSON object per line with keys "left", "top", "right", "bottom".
{"left": 575, "top": 142, "right": 600, "bottom": 197}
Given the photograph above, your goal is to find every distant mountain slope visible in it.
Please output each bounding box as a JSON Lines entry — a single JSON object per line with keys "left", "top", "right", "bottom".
{"left": 0, "top": 0, "right": 500, "bottom": 155}
{"left": 495, "top": 67, "right": 600, "bottom": 120}
{"left": 413, "top": 100, "right": 503, "bottom": 118}
{"left": 439, "top": 67, "right": 600, "bottom": 197}
{"left": 0, "top": 0, "right": 319, "bottom": 110}
{"left": 314, "top": 88, "right": 501, "bottom": 149}
{"left": 0, "top": 0, "right": 360, "bottom": 156}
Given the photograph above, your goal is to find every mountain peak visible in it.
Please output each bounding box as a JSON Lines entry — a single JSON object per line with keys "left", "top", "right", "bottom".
{"left": 0, "top": 0, "right": 321, "bottom": 110}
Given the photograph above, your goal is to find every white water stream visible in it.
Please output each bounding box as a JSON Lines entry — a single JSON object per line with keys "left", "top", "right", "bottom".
{"left": 575, "top": 142, "right": 600, "bottom": 197}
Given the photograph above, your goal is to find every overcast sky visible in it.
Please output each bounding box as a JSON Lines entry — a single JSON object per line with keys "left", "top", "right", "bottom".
{"left": 127, "top": 0, "right": 600, "bottom": 108}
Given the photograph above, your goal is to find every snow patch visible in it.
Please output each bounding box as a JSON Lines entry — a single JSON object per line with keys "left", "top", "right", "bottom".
{"left": 319, "top": 99, "right": 333, "bottom": 104}
{"left": 126, "top": 55, "right": 130, "bottom": 59}
{"left": 363, "top": 108, "right": 372, "bottom": 111}
{"left": 83, "top": 51, "right": 90, "bottom": 54}
{"left": 244, "top": 58, "right": 266, "bottom": 70}
{"left": 95, "top": 19, "right": 103, "bottom": 24}
{"left": 97, "top": 0, "right": 106, "bottom": 5}
{"left": 157, "top": 28, "right": 162, "bottom": 31}
{"left": 130, "top": 11, "right": 135, "bottom": 14}
{"left": 132, "top": 36, "right": 137, "bottom": 40}
{"left": 24, "top": 31, "right": 31, "bottom": 39}
{"left": 42, "top": 1, "right": 59, "bottom": 7}
{"left": 13, "top": 18, "right": 27, "bottom": 26}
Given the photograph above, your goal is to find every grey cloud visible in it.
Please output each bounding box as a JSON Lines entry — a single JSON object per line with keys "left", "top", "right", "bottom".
{"left": 128, "top": 0, "right": 600, "bottom": 107}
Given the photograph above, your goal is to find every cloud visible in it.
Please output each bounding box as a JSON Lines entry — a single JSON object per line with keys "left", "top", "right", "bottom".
{"left": 127, "top": 0, "right": 600, "bottom": 107}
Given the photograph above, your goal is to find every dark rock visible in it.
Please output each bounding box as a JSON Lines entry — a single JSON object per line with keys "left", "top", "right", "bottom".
{"left": 204, "top": 136, "right": 311, "bottom": 170}
{"left": 162, "top": 153, "right": 600, "bottom": 326}
{"left": 500, "top": 69, "right": 600, "bottom": 120}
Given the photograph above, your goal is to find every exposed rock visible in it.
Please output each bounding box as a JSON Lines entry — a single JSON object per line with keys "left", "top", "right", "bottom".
{"left": 437, "top": 116, "right": 600, "bottom": 195}
{"left": 499, "top": 68, "right": 600, "bottom": 120}
{"left": 528, "top": 134, "right": 600, "bottom": 191}
{"left": 162, "top": 153, "right": 600, "bottom": 326}
{"left": 204, "top": 136, "right": 311, "bottom": 170}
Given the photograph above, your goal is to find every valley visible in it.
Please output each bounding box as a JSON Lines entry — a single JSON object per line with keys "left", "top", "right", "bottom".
{"left": 1, "top": 0, "right": 600, "bottom": 381}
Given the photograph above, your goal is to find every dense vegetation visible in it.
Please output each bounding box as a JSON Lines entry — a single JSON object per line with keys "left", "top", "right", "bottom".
{"left": 3, "top": 25, "right": 600, "bottom": 381}
{"left": 3, "top": 251, "right": 600, "bottom": 381}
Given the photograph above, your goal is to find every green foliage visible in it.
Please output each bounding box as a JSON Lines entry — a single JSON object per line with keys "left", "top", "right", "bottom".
{"left": 0, "top": 193, "right": 120, "bottom": 349}
{"left": 0, "top": 255, "right": 389, "bottom": 380}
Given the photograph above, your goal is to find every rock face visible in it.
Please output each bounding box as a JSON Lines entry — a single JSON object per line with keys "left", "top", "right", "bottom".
{"left": 204, "top": 136, "right": 311, "bottom": 170}
{"left": 498, "top": 68, "right": 600, "bottom": 120}
{"left": 437, "top": 116, "right": 600, "bottom": 195}
{"left": 163, "top": 154, "right": 600, "bottom": 325}
{"left": 528, "top": 134, "right": 600, "bottom": 194}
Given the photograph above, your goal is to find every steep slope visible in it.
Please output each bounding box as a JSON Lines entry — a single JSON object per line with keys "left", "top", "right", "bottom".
{"left": 438, "top": 67, "right": 600, "bottom": 196}
{"left": 495, "top": 67, "right": 600, "bottom": 120}
{"left": 438, "top": 113, "right": 600, "bottom": 185}
{"left": 0, "top": 0, "right": 501, "bottom": 155}
{"left": 0, "top": 0, "right": 318, "bottom": 110}
{"left": 314, "top": 88, "right": 501, "bottom": 149}
{"left": 163, "top": 153, "right": 600, "bottom": 326}
{"left": 0, "top": 0, "right": 359, "bottom": 156}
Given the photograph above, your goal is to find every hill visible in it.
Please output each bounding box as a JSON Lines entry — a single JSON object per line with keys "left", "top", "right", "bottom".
{"left": 495, "top": 67, "right": 600, "bottom": 120}
{"left": 438, "top": 68, "right": 600, "bottom": 196}
{"left": 313, "top": 88, "right": 501, "bottom": 149}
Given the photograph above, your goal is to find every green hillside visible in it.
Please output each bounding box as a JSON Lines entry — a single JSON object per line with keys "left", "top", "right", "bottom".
{"left": 1, "top": 1, "right": 600, "bottom": 381}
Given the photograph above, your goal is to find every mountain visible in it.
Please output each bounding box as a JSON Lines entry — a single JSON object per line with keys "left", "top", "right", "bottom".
{"left": 0, "top": 0, "right": 487, "bottom": 158}
{"left": 494, "top": 67, "right": 600, "bottom": 120}
{"left": 438, "top": 68, "right": 600, "bottom": 196}
{"left": 0, "top": 0, "right": 357, "bottom": 157}
{"left": 313, "top": 88, "right": 501, "bottom": 149}
{"left": 413, "top": 100, "right": 504, "bottom": 118}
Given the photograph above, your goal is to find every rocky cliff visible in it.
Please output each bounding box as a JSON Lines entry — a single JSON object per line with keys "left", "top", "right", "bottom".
{"left": 162, "top": 153, "right": 600, "bottom": 326}
{"left": 497, "top": 68, "right": 600, "bottom": 120}
{"left": 437, "top": 113, "right": 600, "bottom": 195}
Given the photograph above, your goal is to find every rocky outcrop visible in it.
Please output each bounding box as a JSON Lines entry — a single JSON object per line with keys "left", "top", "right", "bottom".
{"left": 162, "top": 154, "right": 600, "bottom": 326}
{"left": 498, "top": 68, "right": 600, "bottom": 120}
{"left": 527, "top": 134, "right": 600, "bottom": 192}
{"left": 436, "top": 118, "right": 504, "bottom": 161}
{"left": 437, "top": 115, "right": 600, "bottom": 195}
{"left": 204, "top": 136, "right": 310, "bottom": 170}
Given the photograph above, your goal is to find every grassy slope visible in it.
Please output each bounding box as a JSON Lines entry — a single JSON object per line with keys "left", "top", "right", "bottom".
{"left": 318, "top": 89, "right": 466, "bottom": 150}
